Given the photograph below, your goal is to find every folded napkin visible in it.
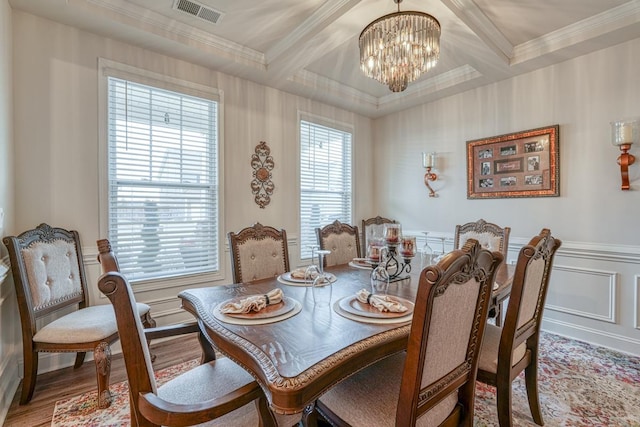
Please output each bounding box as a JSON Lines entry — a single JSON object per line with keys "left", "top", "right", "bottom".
{"left": 221, "top": 288, "right": 284, "bottom": 314}
{"left": 355, "top": 289, "right": 408, "bottom": 313}
{"left": 290, "top": 267, "right": 311, "bottom": 280}
{"left": 290, "top": 267, "right": 321, "bottom": 280}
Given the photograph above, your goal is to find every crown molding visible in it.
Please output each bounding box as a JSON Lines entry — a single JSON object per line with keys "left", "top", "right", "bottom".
{"left": 378, "top": 64, "right": 483, "bottom": 108}
{"left": 266, "top": 0, "right": 362, "bottom": 64}
{"left": 288, "top": 69, "right": 379, "bottom": 110}
{"left": 511, "top": 0, "right": 640, "bottom": 66}
{"left": 440, "top": 0, "right": 513, "bottom": 63}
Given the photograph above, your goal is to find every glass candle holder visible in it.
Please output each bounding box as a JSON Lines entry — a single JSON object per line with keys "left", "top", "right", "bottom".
{"left": 400, "top": 236, "right": 416, "bottom": 258}
{"left": 384, "top": 223, "right": 402, "bottom": 245}
{"left": 367, "top": 238, "right": 384, "bottom": 262}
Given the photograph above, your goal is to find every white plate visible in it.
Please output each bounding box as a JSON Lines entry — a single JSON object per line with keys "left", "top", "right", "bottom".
{"left": 279, "top": 271, "right": 337, "bottom": 284}
{"left": 213, "top": 298, "right": 302, "bottom": 325}
{"left": 337, "top": 295, "right": 414, "bottom": 319}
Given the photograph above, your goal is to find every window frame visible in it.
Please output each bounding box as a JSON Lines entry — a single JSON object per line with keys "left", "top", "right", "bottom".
{"left": 98, "top": 58, "right": 225, "bottom": 288}
{"left": 297, "top": 112, "right": 354, "bottom": 262}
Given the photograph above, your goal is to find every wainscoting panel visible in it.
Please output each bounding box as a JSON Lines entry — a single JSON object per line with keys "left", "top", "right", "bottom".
{"left": 545, "top": 265, "right": 617, "bottom": 323}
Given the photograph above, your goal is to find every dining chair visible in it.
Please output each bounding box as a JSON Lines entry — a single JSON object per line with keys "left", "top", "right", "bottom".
{"left": 316, "top": 220, "right": 361, "bottom": 267}
{"left": 361, "top": 216, "right": 396, "bottom": 250}
{"left": 227, "top": 222, "right": 290, "bottom": 284}
{"left": 476, "top": 229, "right": 561, "bottom": 427}
{"left": 454, "top": 218, "right": 511, "bottom": 324}
{"left": 315, "top": 239, "right": 503, "bottom": 426}
{"left": 98, "top": 270, "right": 277, "bottom": 427}
{"left": 96, "top": 238, "right": 217, "bottom": 364}
{"left": 2, "top": 223, "right": 152, "bottom": 408}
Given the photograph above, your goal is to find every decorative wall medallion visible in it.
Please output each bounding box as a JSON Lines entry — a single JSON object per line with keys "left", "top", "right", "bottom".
{"left": 251, "top": 141, "right": 275, "bottom": 208}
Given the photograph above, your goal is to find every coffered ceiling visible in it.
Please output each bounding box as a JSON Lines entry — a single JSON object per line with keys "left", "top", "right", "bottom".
{"left": 9, "top": 0, "right": 640, "bottom": 117}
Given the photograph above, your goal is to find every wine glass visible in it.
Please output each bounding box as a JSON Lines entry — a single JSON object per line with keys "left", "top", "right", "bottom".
{"left": 307, "top": 244, "right": 319, "bottom": 267}
{"left": 312, "top": 249, "right": 332, "bottom": 307}
{"left": 370, "top": 246, "right": 390, "bottom": 296}
{"left": 420, "top": 231, "right": 435, "bottom": 270}
{"left": 433, "top": 235, "right": 447, "bottom": 263}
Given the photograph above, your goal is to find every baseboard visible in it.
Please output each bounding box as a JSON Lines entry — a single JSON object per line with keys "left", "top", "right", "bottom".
{"left": 542, "top": 318, "right": 640, "bottom": 357}
{"left": 0, "top": 348, "right": 20, "bottom": 425}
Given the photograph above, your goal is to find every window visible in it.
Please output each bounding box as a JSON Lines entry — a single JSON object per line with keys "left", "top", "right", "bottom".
{"left": 105, "top": 75, "right": 219, "bottom": 282}
{"left": 299, "top": 117, "right": 353, "bottom": 260}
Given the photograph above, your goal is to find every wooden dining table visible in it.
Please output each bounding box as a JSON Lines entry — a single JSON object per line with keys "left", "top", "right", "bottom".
{"left": 178, "top": 261, "right": 513, "bottom": 425}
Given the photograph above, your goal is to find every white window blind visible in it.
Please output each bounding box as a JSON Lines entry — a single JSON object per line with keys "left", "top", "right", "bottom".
{"left": 300, "top": 119, "right": 353, "bottom": 259}
{"left": 107, "top": 76, "right": 219, "bottom": 281}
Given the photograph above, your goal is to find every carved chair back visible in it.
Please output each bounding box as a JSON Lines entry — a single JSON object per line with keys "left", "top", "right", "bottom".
{"left": 227, "top": 223, "right": 290, "bottom": 284}
{"left": 316, "top": 220, "right": 361, "bottom": 267}
{"left": 3, "top": 223, "right": 118, "bottom": 406}
{"left": 476, "top": 229, "right": 561, "bottom": 426}
{"left": 396, "top": 239, "right": 503, "bottom": 425}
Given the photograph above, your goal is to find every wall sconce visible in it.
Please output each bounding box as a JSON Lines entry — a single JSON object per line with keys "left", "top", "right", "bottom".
{"left": 422, "top": 152, "right": 438, "bottom": 197}
{"left": 610, "top": 119, "right": 638, "bottom": 190}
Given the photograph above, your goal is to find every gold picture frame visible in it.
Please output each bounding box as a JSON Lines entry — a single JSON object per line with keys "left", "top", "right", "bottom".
{"left": 467, "top": 125, "right": 560, "bottom": 199}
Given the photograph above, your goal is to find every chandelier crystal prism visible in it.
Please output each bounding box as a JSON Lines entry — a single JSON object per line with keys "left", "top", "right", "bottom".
{"left": 359, "top": 0, "right": 441, "bottom": 92}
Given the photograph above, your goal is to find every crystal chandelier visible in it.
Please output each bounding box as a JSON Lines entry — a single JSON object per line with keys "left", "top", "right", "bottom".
{"left": 359, "top": 0, "right": 441, "bottom": 92}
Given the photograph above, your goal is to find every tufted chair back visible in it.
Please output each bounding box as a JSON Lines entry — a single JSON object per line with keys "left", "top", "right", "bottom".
{"left": 316, "top": 220, "right": 361, "bottom": 267}
{"left": 228, "top": 223, "right": 290, "bottom": 284}
{"left": 2, "top": 223, "right": 139, "bottom": 408}
{"left": 4, "top": 223, "right": 89, "bottom": 323}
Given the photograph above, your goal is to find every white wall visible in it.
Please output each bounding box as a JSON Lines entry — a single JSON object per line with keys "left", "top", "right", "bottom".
{"left": 0, "top": 0, "right": 20, "bottom": 423}
{"left": 8, "top": 9, "right": 374, "bottom": 374}
{"left": 373, "top": 38, "right": 640, "bottom": 355}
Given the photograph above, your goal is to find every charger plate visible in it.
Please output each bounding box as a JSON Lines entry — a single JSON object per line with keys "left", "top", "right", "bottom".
{"left": 348, "top": 258, "right": 373, "bottom": 270}
{"left": 277, "top": 272, "right": 337, "bottom": 287}
{"left": 333, "top": 297, "right": 414, "bottom": 324}
{"left": 338, "top": 295, "right": 414, "bottom": 319}
{"left": 213, "top": 297, "right": 301, "bottom": 325}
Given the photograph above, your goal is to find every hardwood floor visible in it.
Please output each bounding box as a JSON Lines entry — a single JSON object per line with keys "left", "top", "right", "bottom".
{"left": 4, "top": 334, "right": 202, "bottom": 427}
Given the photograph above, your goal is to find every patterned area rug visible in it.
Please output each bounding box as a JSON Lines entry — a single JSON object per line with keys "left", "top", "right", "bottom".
{"left": 52, "top": 332, "right": 640, "bottom": 426}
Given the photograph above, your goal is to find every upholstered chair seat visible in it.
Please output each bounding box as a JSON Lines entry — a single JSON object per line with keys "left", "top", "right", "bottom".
{"left": 33, "top": 303, "right": 148, "bottom": 344}
{"left": 155, "top": 358, "right": 260, "bottom": 426}
{"left": 477, "top": 324, "right": 527, "bottom": 373}
{"left": 228, "top": 223, "right": 290, "bottom": 284}
{"left": 317, "top": 352, "right": 458, "bottom": 426}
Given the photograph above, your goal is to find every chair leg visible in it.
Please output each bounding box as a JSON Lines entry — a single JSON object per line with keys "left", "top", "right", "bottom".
{"left": 142, "top": 312, "right": 157, "bottom": 362}
{"left": 496, "top": 379, "right": 514, "bottom": 427}
{"left": 142, "top": 311, "right": 156, "bottom": 328}
{"left": 256, "top": 396, "right": 277, "bottom": 427}
{"left": 525, "top": 360, "right": 544, "bottom": 425}
{"left": 94, "top": 342, "right": 113, "bottom": 409}
{"left": 74, "top": 351, "right": 87, "bottom": 368}
{"left": 20, "top": 349, "right": 38, "bottom": 404}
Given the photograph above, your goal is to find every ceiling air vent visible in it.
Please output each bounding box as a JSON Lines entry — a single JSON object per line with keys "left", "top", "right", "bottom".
{"left": 173, "top": 0, "right": 224, "bottom": 25}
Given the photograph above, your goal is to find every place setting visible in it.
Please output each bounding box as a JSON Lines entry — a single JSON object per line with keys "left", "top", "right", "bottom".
{"left": 277, "top": 248, "right": 337, "bottom": 286}
{"left": 212, "top": 288, "right": 302, "bottom": 325}
{"left": 335, "top": 257, "right": 414, "bottom": 324}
